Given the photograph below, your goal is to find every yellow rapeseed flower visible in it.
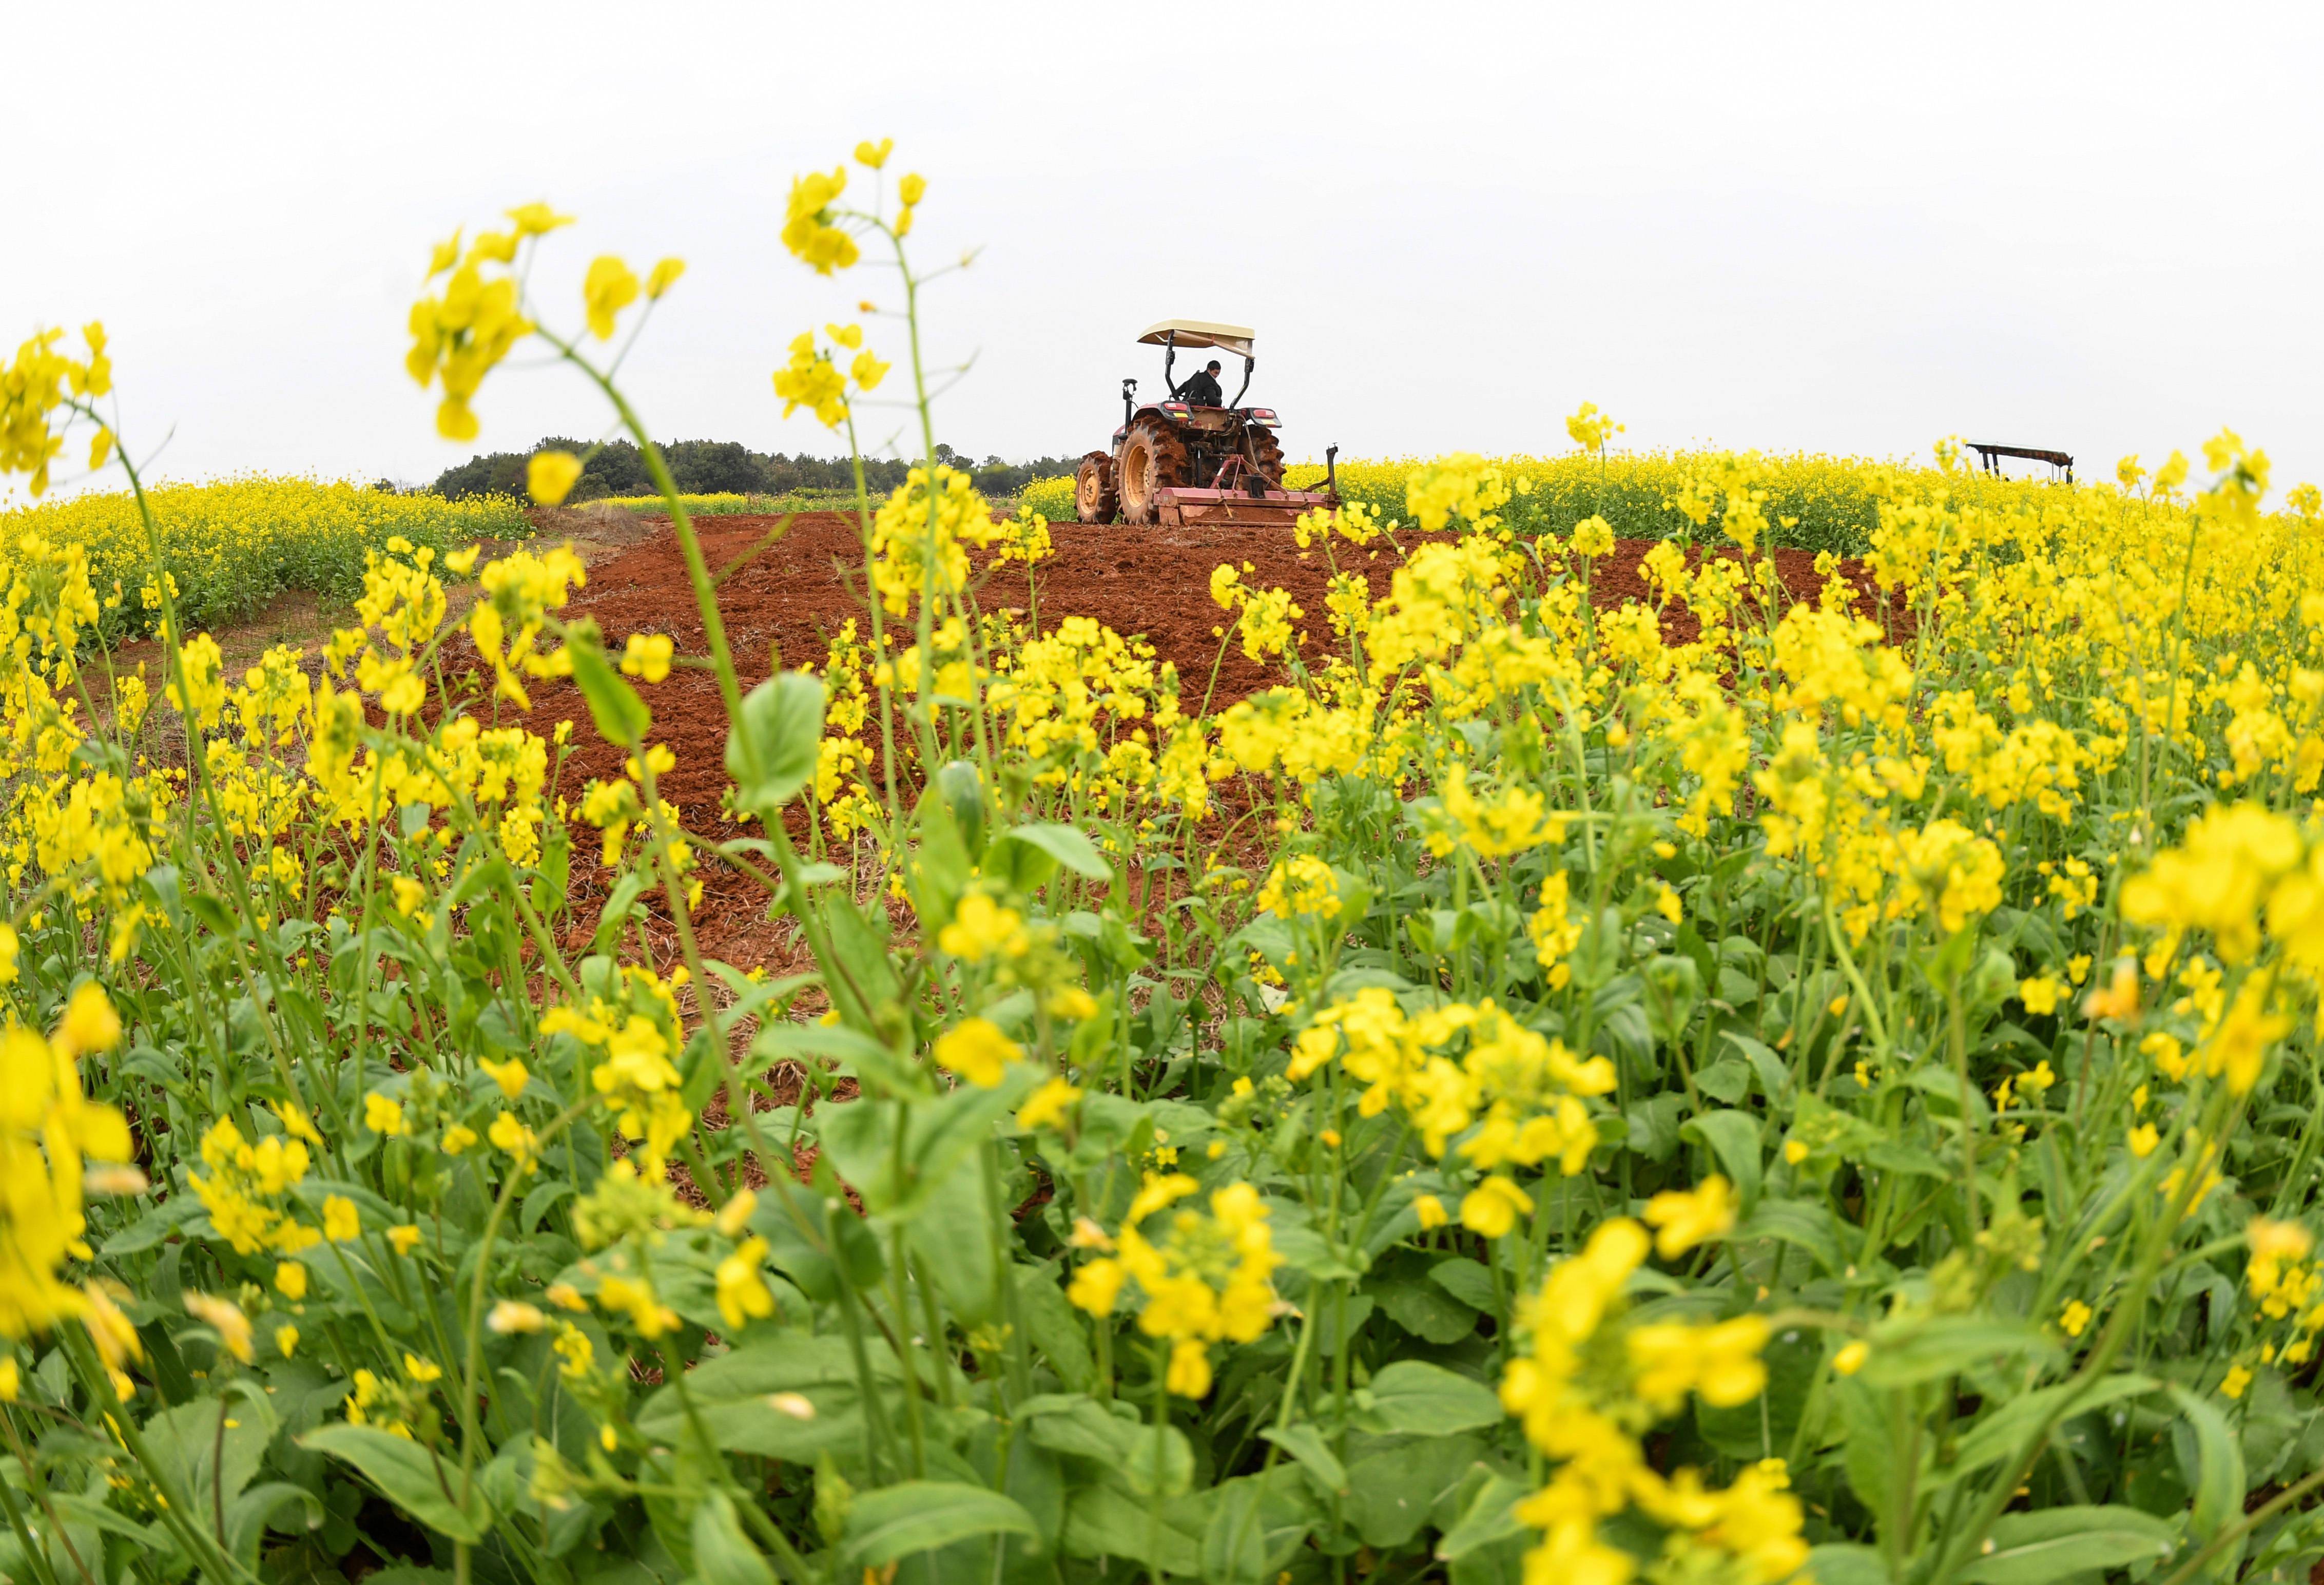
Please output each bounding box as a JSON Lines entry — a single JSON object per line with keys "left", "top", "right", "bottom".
{"left": 620, "top": 633, "right": 674, "bottom": 683}
{"left": 184, "top": 1293, "right": 253, "bottom": 1363}
{"left": 582, "top": 257, "right": 640, "bottom": 341}
{"left": 937, "top": 893, "right": 1029, "bottom": 962}
{"left": 1016, "top": 1078, "right": 1083, "bottom": 1132}
{"left": 1643, "top": 1176, "right": 1737, "bottom": 1259}
{"left": 363, "top": 1092, "right": 404, "bottom": 1137}
{"left": 479, "top": 1056, "right": 529, "bottom": 1100}
{"left": 644, "top": 258, "right": 686, "bottom": 300}
{"left": 1461, "top": 1175, "right": 1534, "bottom": 1240}
{"left": 933, "top": 1017, "right": 1019, "bottom": 1088}
{"left": 528, "top": 451, "right": 584, "bottom": 506}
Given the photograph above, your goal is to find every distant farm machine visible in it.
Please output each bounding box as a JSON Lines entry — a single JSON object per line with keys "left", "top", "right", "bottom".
{"left": 1967, "top": 442, "right": 2074, "bottom": 482}
{"left": 1073, "top": 320, "right": 1338, "bottom": 529}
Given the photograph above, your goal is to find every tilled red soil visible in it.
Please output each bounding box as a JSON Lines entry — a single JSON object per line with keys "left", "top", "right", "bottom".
{"left": 476, "top": 511, "right": 1895, "bottom": 844}
{"left": 365, "top": 508, "right": 1907, "bottom": 985}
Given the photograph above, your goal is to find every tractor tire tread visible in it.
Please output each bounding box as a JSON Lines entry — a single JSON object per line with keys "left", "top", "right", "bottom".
{"left": 1075, "top": 450, "right": 1118, "bottom": 524}
{"left": 1118, "top": 419, "right": 1190, "bottom": 525}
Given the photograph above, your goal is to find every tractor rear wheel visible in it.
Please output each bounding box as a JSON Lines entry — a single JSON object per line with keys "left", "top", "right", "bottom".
{"left": 1244, "top": 426, "right": 1285, "bottom": 486}
{"left": 1074, "top": 451, "right": 1118, "bottom": 523}
{"left": 1117, "top": 418, "right": 1189, "bottom": 525}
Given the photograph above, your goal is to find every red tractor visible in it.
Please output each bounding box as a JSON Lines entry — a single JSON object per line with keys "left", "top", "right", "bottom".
{"left": 1073, "top": 320, "right": 1338, "bottom": 528}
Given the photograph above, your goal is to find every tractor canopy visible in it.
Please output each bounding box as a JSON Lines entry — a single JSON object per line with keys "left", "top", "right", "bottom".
{"left": 1137, "top": 320, "right": 1254, "bottom": 359}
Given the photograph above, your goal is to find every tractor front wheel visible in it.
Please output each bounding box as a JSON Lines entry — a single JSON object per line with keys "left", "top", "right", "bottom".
{"left": 1074, "top": 450, "right": 1118, "bottom": 524}
{"left": 1117, "top": 419, "right": 1189, "bottom": 525}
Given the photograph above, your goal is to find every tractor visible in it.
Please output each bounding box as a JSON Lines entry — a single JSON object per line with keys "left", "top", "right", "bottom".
{"left": 1073, "top": 320, "right": 1338, "bottom": 527}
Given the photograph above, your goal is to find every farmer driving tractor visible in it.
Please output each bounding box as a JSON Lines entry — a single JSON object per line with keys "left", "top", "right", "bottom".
{"left": 1177, "top": 359, "right": 1225, "bottom": 407}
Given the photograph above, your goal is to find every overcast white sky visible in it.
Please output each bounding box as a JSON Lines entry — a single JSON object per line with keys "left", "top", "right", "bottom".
{"left": 8, "top": 1, "right": 2321, "bottom": 499}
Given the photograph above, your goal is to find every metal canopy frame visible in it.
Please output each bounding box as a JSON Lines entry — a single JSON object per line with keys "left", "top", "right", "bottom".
{"left": 1142, "top": 322, "right": 1256, "bottom": 408}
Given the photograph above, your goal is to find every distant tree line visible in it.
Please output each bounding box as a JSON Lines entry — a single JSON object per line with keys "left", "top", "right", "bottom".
{"left": 422, "top": 439, "right": 1079, "bottom": 502}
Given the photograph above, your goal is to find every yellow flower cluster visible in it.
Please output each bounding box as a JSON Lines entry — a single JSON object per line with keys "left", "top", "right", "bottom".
{"left": 772, "top": 323, "right": 889, "bottom": 429}
{"left": 541, "top": 964, "right": 694, "bottom": 1178}
{"left": 984, "top": 615, "right": 1164, "bottom": 772}
{"left": 0, "top": 986, "right": 132, "bottom": 1339}
{"left": 1067, "top": 1175, "right": 1281, "bottom": 1397}
{"left": 866, "top": 465, "right": 1014, "bottom": 618}
{"left": 468, "top": 542, "right": 587, "bottom": 709}
{"left": 188, "top": 1112, "right": 323, "bottom": 1259}
{"left": 2221, "top": 1217, "right": 2324, "bottom": 1390}
{"left": 782, "top": 168, "right": 859, "bottom": 275}
{"left": 1290, "top": 990, "right": 1616, "bottom": 1233}
{"left": 1210, "top": 563, "right": 1304, "bottom": 661}
{"left": 1500, "top": 1221, "right": 1807, "bottom": 1585}
{"left": 1, "top": 324, "right": 109, "bottom": 496}
{"left": 1254, "top": 855, "right": 1338, "bottom": 920}
{"left": 405, "top": 205, "right": 566, "bottom": 439}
